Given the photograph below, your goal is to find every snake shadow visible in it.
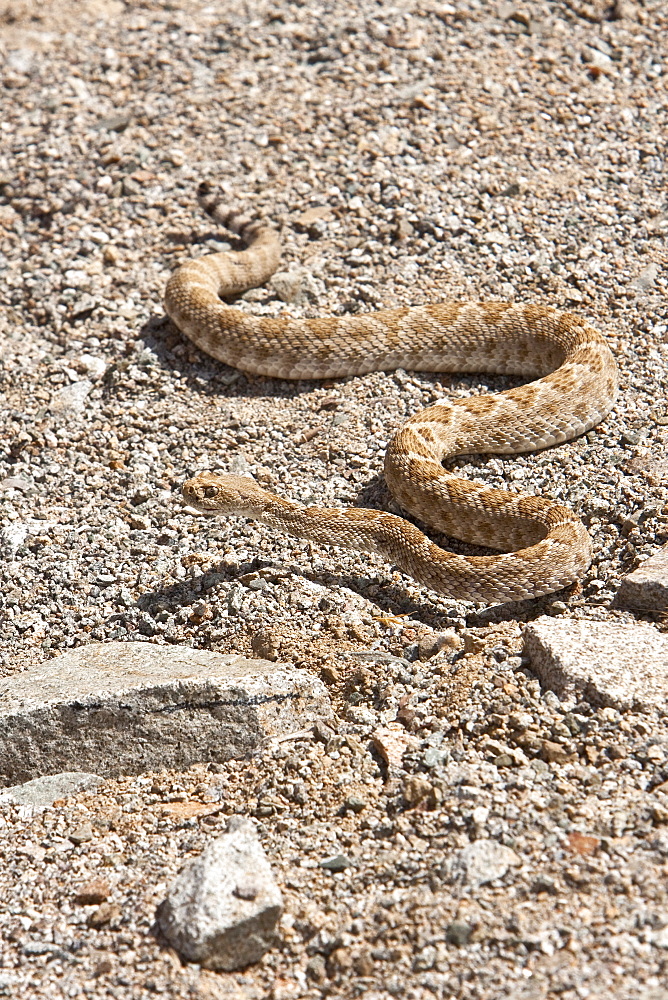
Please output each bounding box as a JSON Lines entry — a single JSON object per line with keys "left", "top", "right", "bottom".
{"left": 136, "top": 558, "right": 564, "bottom": 631}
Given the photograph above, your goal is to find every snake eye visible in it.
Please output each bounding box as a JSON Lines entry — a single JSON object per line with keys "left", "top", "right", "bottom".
{"left": 203, "top": 486, "right": 218, "bottom": 499}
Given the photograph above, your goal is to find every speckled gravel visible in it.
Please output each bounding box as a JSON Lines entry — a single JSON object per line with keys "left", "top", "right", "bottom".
{"left": 1, "top": 0, "right": 668, "bottom": 997}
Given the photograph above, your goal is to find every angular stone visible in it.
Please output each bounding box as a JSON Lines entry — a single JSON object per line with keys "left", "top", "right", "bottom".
{"left": 69, "top": 821, "right": 94, "bottom": 845}
{"left": 446, "top": 920, "right": 472, "bottom": 945}
{"left": 0, "top": 643, "right": 333, "bottom": 785}
{"left": 616, "top": 544, "right": 668, "bottom": 611}
{"left": 417, "top": 630, "right": 461, "bottom": 661}
{"left": 319, "top": 853, "right": 353, "bottom": 872}
{"left": 632, "top": 262, "right": 659, "bottom": 291}
{"left": 157, "top": 817, "right": 282, "bottom": 970}
{"left": 0, "top": 522, "right": 28, "bottom": 559}
{"left": 48, "top": 379, "right": 93, "bottom": 416}
{"left": 270, "top": 268, "right": 319, "bottom": 305}
{"left": 454, "top": 839, "right": 520, "bottom": 886}
{"left": 0, "top": 772, "right": 103, "bottom": 814}
{"left": 524, "top": 618, "right": 668, "bottom": 711}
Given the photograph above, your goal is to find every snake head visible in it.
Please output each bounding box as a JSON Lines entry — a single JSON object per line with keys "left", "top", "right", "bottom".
{"left": 181, "top": 472, "right": 270, "bottom": 517}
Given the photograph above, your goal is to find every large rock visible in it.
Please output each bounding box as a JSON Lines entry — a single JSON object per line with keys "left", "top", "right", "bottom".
{"left": 0, "top": 643, "right": 333, "bottom": 785}
{"left": 616, "top": 543, "right": 668, "bottom": 611}
{"left": 524, "top": 618, "right": 668, "bottom": 711}
{"left": 157, "top": 817, "right": 282, "bottom": 970}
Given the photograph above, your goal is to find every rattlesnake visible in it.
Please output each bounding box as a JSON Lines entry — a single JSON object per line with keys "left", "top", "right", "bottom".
{"left": 165, "top": 186, "right": 617, "bottom": 604}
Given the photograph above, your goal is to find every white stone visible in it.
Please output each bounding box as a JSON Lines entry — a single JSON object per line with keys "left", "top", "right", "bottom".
{"left": 77, "top": 354, "right": 107, "bottom": 377}
{"left": 524, "top": 618, "right": 668, "bottom": 711}
{"left": 48, "top": 379, "right": 93, "bottom": 416}
{"left": 157, "top": 817, "right": 282, "bottom": 970}
{"left": 0, "top": 522, "right": 28, "bottom": 558}
{"left": 454, "top": 839, "right": 520, "bottom": 886}
{"left": 63, "top": 269, "right": 90, "bottom": 288}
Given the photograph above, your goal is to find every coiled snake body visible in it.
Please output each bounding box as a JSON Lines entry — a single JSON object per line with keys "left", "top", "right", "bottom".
{"left": 166, "top": 188, "right": 617, "bottom": 604}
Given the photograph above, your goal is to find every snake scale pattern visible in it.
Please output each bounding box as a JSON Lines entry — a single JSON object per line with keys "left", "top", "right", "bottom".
{"left": 165, "top": 186, "right": 618, "bottom": 604}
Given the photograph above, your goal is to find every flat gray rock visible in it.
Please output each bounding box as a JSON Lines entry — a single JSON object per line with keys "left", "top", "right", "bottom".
{"left": 0, "top": 772, "right": 103, "bottom": 814}
{"left": 524, "top": 618, "right": 668, "bottom": 711}
{"left": 616, "top": 543, "right": 668, "bottom": 611}
{"left": 157, "top": 816, "right": 282, "bottom": 970}
{"left": 0, "top": 643, "right": 333, "bottom": 785}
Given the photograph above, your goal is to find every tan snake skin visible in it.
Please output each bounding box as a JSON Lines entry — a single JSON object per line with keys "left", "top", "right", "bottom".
{"left": 166, "top": 186, "right": 618, "bottom": 604}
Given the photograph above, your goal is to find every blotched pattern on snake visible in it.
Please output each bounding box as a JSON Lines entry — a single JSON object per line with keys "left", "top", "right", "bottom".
{"left": 165, "top": 186, "right": 617, "bottom": 604}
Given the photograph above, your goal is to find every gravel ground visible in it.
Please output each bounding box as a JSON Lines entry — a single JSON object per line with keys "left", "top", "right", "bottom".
{"left": 1, "top": 0, "right": 668, "bottom": 997}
